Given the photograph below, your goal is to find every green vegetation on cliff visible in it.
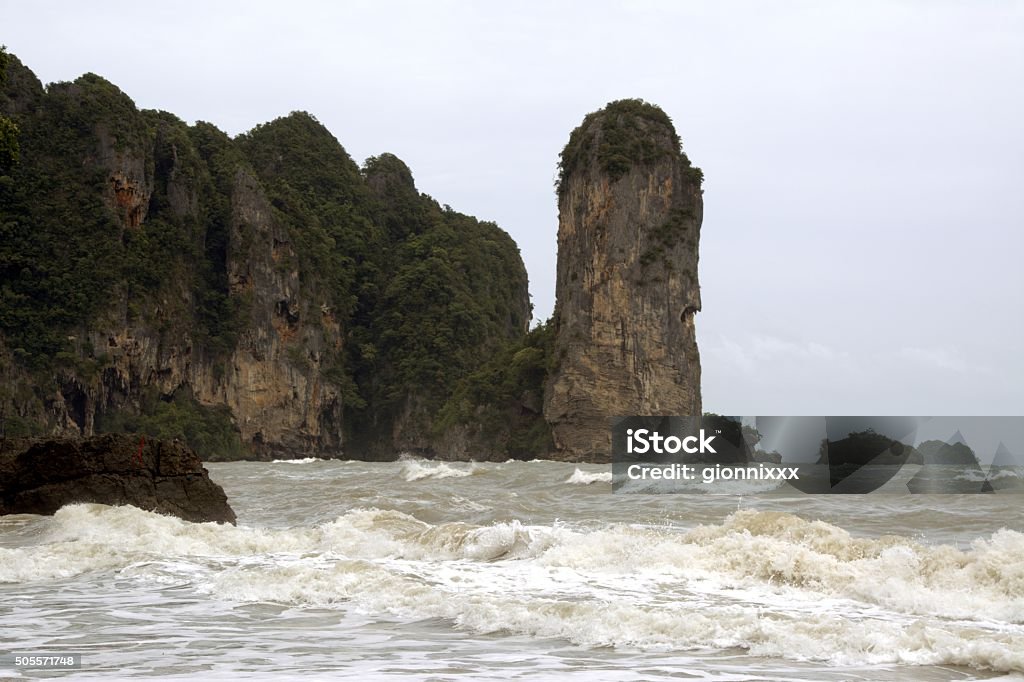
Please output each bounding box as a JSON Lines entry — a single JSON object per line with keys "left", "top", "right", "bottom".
{"left": 238, "top": 112, "right": 370, "bottom": 322}
{"left": 96, "top": 388, "right": 245, "bottom": 461}
{"left": 0, "top": 47, "right": 20, "bottom": 174}
{"left": 435, "top": 320, "right": 554, "bottom": 459}
{"left": 0, "top": 70, "right": 139, "bottom": 366}
{"left": 0, "top": 52, "right": 533, "bottom": 458}
{"left": 0, "top": 67, "right": 248, "bottom": 369}
{"left": 238, "top": 118, "right": 531, "bottom": 448}
{"left": 556, "top": 98, "right": 701, "bottom": 197}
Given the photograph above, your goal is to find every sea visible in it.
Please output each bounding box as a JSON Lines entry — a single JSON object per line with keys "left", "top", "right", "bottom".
{"left": 1, "top": 457, "right": 1023, "bottom": 681}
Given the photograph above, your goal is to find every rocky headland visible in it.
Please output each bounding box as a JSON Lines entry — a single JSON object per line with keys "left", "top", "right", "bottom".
{"left": 0, "top": 45, "right": 704, "bottom": 464}
{"left": 0, "top": 50, "right": 528, "bottom": 461}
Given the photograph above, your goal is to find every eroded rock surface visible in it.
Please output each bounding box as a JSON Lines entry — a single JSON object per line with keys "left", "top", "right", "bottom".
{"left": 544, "top": 100, "right": 703, "bottom": 462}
{"left": 0, "top": 434, "right": 237, "bottom": 524}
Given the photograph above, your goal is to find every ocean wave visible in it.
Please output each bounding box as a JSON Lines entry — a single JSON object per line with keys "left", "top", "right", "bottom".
{"left": 5, "top": 504, "right": 1024, "bottom": 671}
{"left": 204, "top": 557, "right": 1024, "bottom": 672}
{"left": 957, "top": 468, "right": 1022, "bottom": 481}
{"left": 270, "top": 457, "right": 326, "bottom": 464}
{"left": 8, "top": 505, "right": 1024, "bottom": 622}
{"left": 401, "top": 459, "right": 478, "bottom": 481}
{"left": 0, "top": 504, "right": 321, "bottom": 582}
{"left": 565, "top": 468, "right": 612, "bottom": 485}
{"left": 0, "top": 504, "right": 563, "bottom": 582}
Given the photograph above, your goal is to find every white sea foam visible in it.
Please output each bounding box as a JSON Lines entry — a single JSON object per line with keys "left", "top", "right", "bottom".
{"left": 5, "top": 503, "right": 1024, "bottom": 672}
{"left": 401, "top": 459, "right": 477, "bottom": 481}
{"left": 271, "top": 457, "right": 326, "bottom": 464}
{"left": 203, "top": 551, "right": 1024, "bottom": 671}
{"left": 957, "top": 468, "right": 1022, "bottom": 481}
{"left": 565, "top": 468, "right": 612, "bottom": 485}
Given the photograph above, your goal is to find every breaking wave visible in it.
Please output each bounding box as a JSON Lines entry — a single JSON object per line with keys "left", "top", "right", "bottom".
{"left": 565, "top": 468, "right": 612, "bottom": 485}
{"left": 4, "top": 504, "right": 1024, "bottom": 672}
{"left": 401, "top": 459, "right": 478, "bottom": 481}
{"left": 957, "top": 468, "right": 1022, "bottom": 481}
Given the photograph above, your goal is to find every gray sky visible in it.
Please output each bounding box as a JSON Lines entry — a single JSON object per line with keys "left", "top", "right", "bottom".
{"left": 4, "top": 1, "right": 1022, "bottom": 415}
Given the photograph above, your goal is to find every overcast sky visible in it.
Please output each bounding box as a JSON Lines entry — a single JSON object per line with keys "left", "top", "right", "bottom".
{"left": 4, "top": 1, "right": 1022, "bottom": 415}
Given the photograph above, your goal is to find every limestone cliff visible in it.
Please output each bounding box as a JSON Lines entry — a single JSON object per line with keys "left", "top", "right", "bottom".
{"left": 432, "top": 320, "right": 554, "bottom": 462}
{"left": 0, "top": 54, "right": 529, "bottom": 460}
{"left": 544, "top": 100, "right": 703, "bottom": 462}
{"left": 0, "top": 90, "right": 345, "bottom": 459}
{"left": 344, "top": 153, "right": 532, "bottom": 459}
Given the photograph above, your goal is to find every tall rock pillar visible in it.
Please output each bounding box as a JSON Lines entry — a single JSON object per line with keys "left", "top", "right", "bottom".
{"left": 544, "top": 100, "right": 703, "bottom": 462}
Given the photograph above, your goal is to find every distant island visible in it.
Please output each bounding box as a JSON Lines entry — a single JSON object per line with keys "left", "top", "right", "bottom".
{"left": 0, "top": 48, "right": 703, "bottom": 463}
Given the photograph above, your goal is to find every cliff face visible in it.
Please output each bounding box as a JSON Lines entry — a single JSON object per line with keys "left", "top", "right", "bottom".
{"left": 0, "top": 54, "right": 528, "bottom": 460}
{"left": 342, "top": 154, "right": 532, "bottom": 459}
{"left": 3, "top": 97, "right": 346, "bottom": 459}
{"left": 219, "top": 169, "right": 345, "bottom": 457}
{"left": 432, "top": 320, "right": 554, "bottom": 462}
{"left": 544, "top": 100, "right": 703, "bottom": 462}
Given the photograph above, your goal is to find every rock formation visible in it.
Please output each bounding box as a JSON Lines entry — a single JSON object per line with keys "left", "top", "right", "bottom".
{"left": 0, "top": 53, "right": 529, "bottom": 460}
{"left": 0, "top": 434, "right": 236, "bottom": 524}
{"left": 544, "top": 100, "right": 703, "bottom": 462}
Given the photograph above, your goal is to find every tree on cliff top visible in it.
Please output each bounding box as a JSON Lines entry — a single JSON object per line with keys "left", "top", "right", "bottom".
{"left": 556, "top": 98, "right": 701, "bottom": 198}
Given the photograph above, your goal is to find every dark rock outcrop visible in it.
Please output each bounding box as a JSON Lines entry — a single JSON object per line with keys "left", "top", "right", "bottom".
{"left": 544, "top": 99, "right": 704, "bottom": 462}
{"left": 916, "top": 439, "right": 981, "bottom": 466}
{"left": 0, "top": 434, "right": 237, "bottom": 524}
